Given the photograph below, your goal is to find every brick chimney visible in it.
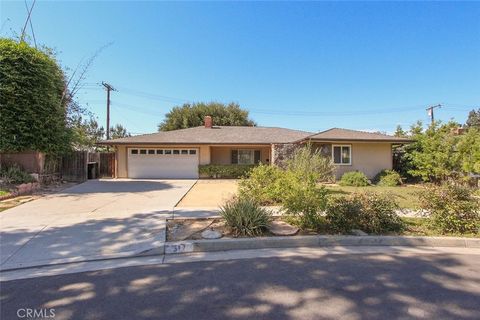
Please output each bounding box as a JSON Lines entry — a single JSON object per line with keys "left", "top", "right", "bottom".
{"left": 204, "top": 115, "right": 213, "bottom": 128}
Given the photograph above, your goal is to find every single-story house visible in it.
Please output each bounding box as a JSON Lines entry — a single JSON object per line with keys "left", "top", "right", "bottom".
{"left": 99, "top": 116, "right": 410, "bottom": 179}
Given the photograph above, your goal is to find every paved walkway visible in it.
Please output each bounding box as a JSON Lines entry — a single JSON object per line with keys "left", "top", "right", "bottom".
{"left": 0, "top": 179, "right": 196, "bottom": 270}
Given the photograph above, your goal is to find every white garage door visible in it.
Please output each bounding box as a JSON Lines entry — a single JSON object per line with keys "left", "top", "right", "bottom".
{"left": 128, "top": 148, "right": 199, "bottom": 179}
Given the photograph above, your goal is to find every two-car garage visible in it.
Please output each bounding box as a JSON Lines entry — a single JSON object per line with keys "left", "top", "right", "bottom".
{"left": 127, "top": 148, "right": 199, "bottom": 179}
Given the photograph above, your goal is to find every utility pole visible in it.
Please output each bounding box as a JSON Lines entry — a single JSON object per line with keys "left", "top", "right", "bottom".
{"left": 102, "top": 82, "right": 116, "bottom": 140}
{"left": 426, "top": 104, "right": 441, "bottom": 125}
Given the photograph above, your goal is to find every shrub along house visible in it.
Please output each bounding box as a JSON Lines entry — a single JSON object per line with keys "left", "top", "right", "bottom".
{"left": 98, "top": 116, "right": 410, "bottom": 179}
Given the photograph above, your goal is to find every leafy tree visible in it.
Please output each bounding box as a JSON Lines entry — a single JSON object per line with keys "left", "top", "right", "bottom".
{"left": 0, "top": 38, "right": 70, "bottom": 153}
{"left": 71, "top": 118, "right": 131, "bottom": 150}
{"left": 392, "top": 122, "right": 423, "bottom": 182}
{"left": 110, "top": 124, "right": 131, "bottom": 139}
{"left": 70, "top": 116, "right": 105, "bottom": 151}
{"left": 456, "top": 127, "right": 480, "bottom": 174}
{"left": 465, "top": 108, "right": 480, "bottom": 129}
{"left": 408, "top": 121, "right": 461, "bottom": 182}
{"left": 394, "top": 125, "right": 408, "bottom": 137}
{"left": 158, "top": 102, "right": 256, "bottom": 131}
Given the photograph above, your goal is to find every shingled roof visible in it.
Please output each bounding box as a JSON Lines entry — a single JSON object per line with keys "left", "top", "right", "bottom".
{"left": 305, "top": 128, "right": 410, "bottom": 142}
{"left": 100, "top": 126, "right": 313, "bottom": 145}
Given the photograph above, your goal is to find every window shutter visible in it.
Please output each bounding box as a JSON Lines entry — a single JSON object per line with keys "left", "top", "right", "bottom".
{"left": 231, "top": 150, "right": 238, "bottom": 164}
{"left": 254, "top": 150, "right": 261, "bottom": 164}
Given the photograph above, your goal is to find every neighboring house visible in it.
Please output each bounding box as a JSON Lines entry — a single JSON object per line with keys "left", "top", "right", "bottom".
{"left": 99, "top": 116, "right": 410, "bottom": 179}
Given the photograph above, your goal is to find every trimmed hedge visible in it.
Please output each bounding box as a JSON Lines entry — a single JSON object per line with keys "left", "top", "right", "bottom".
{"left": 199, "top": 164, "right": 255, "bottom": 178}
{"left": 0, "top": 38, "right": 69, "bottom": 153}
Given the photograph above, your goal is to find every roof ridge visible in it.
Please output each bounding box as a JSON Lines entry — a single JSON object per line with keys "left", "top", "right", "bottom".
{"left": 335, "top": 127, "right": 395, "bottom": 137}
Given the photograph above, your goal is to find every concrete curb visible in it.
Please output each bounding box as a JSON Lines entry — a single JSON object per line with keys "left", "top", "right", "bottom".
{"left": 164, "top": 235, "right": 480, "bottom": 254}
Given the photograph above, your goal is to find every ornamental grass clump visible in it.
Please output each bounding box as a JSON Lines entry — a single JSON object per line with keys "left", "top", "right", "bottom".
{"left": 220, "top": 197, "right": 272, "bottom": 237}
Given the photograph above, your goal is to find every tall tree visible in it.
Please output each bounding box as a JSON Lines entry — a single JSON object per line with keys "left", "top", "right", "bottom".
{"left": 110, "top": 124, "right": 131, "bottom": 139}
{"left": 158, "top": 102, "right": 256, "bottom": 131}
{"left": 70, "top": 116, "right": 105, "bottom": 151}
{"left": 465, "top": 108, "right": 480, "bottom": 129}
{"left": 456, "top": 127, "right": 480, "bottom": 174}
{"left": 394, "top": 125, "right": 408, "bottom": 137}
{"left": 408, "top": 121, "right": 461, "bottom": 182}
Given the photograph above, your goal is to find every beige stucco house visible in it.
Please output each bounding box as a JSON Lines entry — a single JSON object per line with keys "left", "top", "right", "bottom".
{"left": 99, "top": 116, "right": 410, "bottom": 179}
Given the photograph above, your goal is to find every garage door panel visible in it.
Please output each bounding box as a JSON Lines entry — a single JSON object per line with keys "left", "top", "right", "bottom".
{"left": 128, "top": 148, "right": 199, "bottom": 179}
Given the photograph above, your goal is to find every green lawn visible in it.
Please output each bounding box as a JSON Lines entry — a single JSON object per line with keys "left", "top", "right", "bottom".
{"left": 0, "top": 190, "right": 10, "bottom": 196}
{"left": 322, "top": 184, "right": 421, "bottom": 209}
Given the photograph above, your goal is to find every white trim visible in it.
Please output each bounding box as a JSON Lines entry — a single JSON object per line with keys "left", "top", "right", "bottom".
{"left": 332, "top": 144, "right": 352, "bottom": 165}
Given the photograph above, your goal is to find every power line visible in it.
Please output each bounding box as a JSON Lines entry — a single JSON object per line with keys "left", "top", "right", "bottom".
{"left": 20, "top": 0, "right": 35, "bottom": 43}
{"left": 24, "top": 0, "right": 36, "bottom": 48}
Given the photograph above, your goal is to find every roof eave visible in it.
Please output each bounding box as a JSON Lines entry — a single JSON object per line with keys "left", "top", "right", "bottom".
{"left": 303, "top": 138, "right": 412, "bottom": 143}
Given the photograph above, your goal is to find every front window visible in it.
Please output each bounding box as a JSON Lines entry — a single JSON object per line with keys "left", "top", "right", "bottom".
{"left": 231, "top": 149, "right": 261, "bottom": 164}
{"left": 238, "top": 150, "right": 254, "bottom": 165}
{"left": 332, "top": 145, "right": 351, "bottom": 165}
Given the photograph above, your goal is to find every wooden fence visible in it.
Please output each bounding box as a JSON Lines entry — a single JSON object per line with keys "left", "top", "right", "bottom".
{"left": 1, "top": 151, "right": 115, "bottom": 183}
{"left": 61, "top": 151, "right": 88, "bottom": 182}
{"left": 99, "top": 152, "right": 115, "bottom": 177}
{"left": 56, "top": 151, "right": 115, "bottom": 182}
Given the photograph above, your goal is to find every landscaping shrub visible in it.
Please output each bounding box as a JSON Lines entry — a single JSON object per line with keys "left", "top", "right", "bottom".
{"left": 280, "top": 170, "right": 329, "bottom": 230}
{"left": 238, "top": 164, "right": 284, "bottom": 204}
{"left": 0, "top": 165, "right": 35, "bottom": 184}
{"left": 286, "top": 145, "right": 335, "bottom": 182}
{"left": 325, "top": 192, "right": 404, "bottom": 234}
{"left": 220, "top": 196, "right": 272, "bottom": 237}
{"left": 339, "top": 171, "right": 370, "bottom": 187}
{"left": 199, "top": 164, "right": 255, "bottom": 178}
{"left": 419, "top": 184, "right": 480, "bottom": 234}
{"left": 374, "top": 170, "right": 402, "bottom": 187}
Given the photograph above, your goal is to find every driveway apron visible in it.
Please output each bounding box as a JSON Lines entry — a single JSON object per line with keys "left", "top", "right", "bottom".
{"left": 0, "top": 179, "right": 196, "bottom": 270}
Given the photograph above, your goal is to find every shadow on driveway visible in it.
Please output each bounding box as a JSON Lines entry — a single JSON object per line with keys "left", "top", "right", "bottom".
{"left": 0, "top": 212, "right": 169, "bottom": 270}
{"left": 54, "top": 179, "right": 194, "bottom": 195}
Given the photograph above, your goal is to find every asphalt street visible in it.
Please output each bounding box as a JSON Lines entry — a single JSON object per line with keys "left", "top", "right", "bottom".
{"left": 1, "top": 251, "right": 480, "bottom": 320}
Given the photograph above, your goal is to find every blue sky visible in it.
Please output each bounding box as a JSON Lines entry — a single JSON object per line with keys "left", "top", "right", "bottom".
{"left": 1, "top": 1, "right": 479, "bottom": 134}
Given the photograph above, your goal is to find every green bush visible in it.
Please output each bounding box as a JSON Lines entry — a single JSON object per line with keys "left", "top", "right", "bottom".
{"left": 199, "top": 164, "right": 255, "bottom": 178}
{"left": 339, "top": 171, "right": 370, "bottom": 187}
{"left": 238, "top": 164, "right": 284, "bottom": 204}
{"left": 419, "top": 184, "right": 480, "bottom": 234}
{"left": 280, "top": 170, "right": 329, "bottom": 230}
{"left": 374, "top": 170, "right": 402, "bottom": 186}
{"left": 325, "top": 192, "right": 404, "bottom": 234}
{"left": 286, "top": 145, "right": 335, "bottom": 182}
{"left": 0, "top": 165, "right": 35, "bottom": 184}
{"left": 220, "top": 196, "right": 272, "bottom": 237}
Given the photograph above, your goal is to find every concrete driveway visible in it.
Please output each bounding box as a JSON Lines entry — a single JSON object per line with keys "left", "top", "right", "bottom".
{"left": 0, "top": 179, "right": 196, "bottom": 270}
